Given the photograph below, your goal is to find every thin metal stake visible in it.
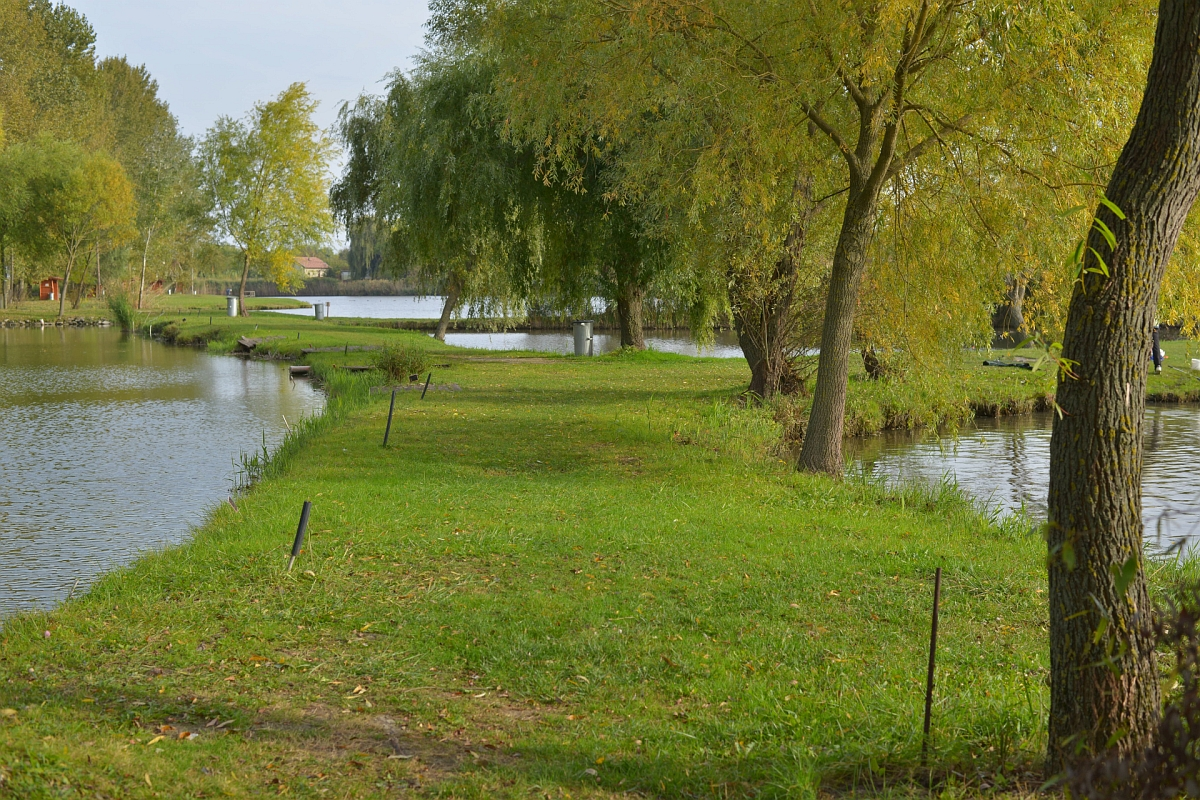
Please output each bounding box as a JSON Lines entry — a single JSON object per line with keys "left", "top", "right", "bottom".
{"left": 922, "top": 566, "right": 943, "bottom": 763}
{"left": 382, "top": 388, "right": 398, "bottom": 446}
{"left": 287, "top": 501, "right": 312, "bottom": 571}
{"left": 420, "top": 372, "right": 433, "bottom": 399}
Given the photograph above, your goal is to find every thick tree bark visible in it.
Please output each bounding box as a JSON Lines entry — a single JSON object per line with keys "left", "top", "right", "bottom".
{"left": 237, "top": 250, "right": 251, "bottom": 318}
{"left": 434, "top": 278, "right": 461, "bottom": 342}
{"left": 616, "top": 275, "right": 645, "bottom": 350}
{"left": 798, "top": 186, "right": 879, "bottom": 473}
{"left": 1046, "top": 0, "right": 1200, "bottom": 771}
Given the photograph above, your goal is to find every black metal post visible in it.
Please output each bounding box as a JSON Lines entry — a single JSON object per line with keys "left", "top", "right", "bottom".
{"left": 287, "top": 501, "right": 312, "bottom": 571}
{"left": 922, "top": 566, "right": 942, "bottom": 762}
{"left": 420, "top": 372, "right": 433, "bottom": 399}
{"left": 382, "top": 388, "right": 398, "bottom": 446}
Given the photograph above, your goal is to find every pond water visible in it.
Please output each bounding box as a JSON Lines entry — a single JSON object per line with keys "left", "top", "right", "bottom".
{"left": 0, "top": 328, "right": 324, "bottom": 615}
{"left": 443, "top": 329, "right": 744, "bottom": 358}
{"left": 848, "top": 407, "right": 1200, "bottom": 550}
{"left": 267, "top": 295, "right": 746, "bottom": 358}
{"left": 270, "top": 295, "right": 446, "bottom": 319}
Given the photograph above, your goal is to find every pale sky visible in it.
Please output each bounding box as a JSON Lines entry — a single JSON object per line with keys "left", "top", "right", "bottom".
{"left": 72, "top": 0, "right": 433, "bottom": 138}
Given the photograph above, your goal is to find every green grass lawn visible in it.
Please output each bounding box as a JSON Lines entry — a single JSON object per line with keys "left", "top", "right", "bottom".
{"left": 2, "top": 314, "right": 1197, "bottom": 798}
{"left": 1, "top": 343, "right": 1057, "bottom": 799}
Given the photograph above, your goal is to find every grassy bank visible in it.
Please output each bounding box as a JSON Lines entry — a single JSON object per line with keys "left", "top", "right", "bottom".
{"left": 2, "top": 319, "right": 1198, "bottom": 797}
{"left": 0, "top": 295, "right": 307, "bottom": 323}
{"left": 160, "top": 308, "right": 1200, "bottom": 436}
{"left": 1, "top": 345, "right": 1059, "bottom": 799}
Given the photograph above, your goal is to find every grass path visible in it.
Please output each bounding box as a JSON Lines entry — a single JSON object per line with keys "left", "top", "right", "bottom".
{"left": 1, "top": 348, "right": 1059, "bottom": 798}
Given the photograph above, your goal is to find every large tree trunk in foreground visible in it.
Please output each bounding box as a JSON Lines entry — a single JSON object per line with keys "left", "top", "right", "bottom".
{"left": 1047, "top": 0, "right": 1200, "bottom": 772}
{"left": 798, "top": 187, "right": 878, "bottom": 473}
{"left": 434, "top": 279, "right": 461, "bottom": 342}
{"left": 238, "top": 251, "right": 251, "bottom": 318}
{"left": 616, "top": 275, "right": 645, "bottom": 350}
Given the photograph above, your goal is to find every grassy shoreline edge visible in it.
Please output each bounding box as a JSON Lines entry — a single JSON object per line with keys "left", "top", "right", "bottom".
{"left": 2, "top": 310, "right": 1198, "bottom": 798}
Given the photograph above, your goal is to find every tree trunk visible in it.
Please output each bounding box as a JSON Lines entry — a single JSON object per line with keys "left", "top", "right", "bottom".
{"left": 798, "top": 188, "right": 878, "bottom": 473}
{"left": 616, "top": 275, "right": 645, "bottom": 350}
{"left": 58, "top": 252, "right": 76, "bottom": 319}
{"left": 95, "top": 241, "right": 101, "bottom": 299}
{"left": 992, "top": 275, "right": 1026, "bottom": 338}
{"left": 1046, "top": 0, "right": 1200, "bottom": 771}
{"left": 238, "top": 250, "right": 251, "bottom": 318}
{"left": 732, "top": 262, "right": 799, "bottom": 399}
{"left": 434, "top": 279, "right": 461, "bottom": 342}
{"left": 138, "top": 226, "right": 153, "bottom": 310}
{"left": 732, "top": 175, "right": 820, "bottom": 400}
{"left": 1, "top": 240, "right": 7, "bottom": 310}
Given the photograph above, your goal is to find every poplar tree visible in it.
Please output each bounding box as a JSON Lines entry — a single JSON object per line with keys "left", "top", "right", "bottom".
{"left": 199, "top": 83, "right": 334, "bottom": 316}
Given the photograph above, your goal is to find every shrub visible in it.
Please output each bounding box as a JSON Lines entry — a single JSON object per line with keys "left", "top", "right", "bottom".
{"left": 106, "top": 294, "right": 136, "bottom": 331}
{"left": 372, "top": 343, "right": 431, "bottom": 382}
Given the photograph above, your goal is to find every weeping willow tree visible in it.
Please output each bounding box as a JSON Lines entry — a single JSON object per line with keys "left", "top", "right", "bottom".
{"left": 437, "top": 0, "right": 1159, "bottom": 472}
{"left": 332, "top": 56, "right": 547, "bottom": 340}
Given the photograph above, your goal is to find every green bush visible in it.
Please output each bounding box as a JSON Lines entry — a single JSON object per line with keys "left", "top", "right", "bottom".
{"left": 106, "top": 294, "right": 136, "bottom": 331}
{"left": 372, "top": 343, "right": 431, "bottom": 381}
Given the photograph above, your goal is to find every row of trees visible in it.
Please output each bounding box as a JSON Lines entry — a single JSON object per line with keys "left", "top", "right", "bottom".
{"left": 333, "top": 1, "right": 1200, "bottom": 467}
{"left": 0, "top": 1, "right": 338, "bottom": 317}
{"left": 0, "top": 0, "right": 207, "bottom": 312}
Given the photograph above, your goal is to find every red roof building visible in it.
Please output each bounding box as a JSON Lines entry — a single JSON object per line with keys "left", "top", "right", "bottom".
{"left": 295, "top": 257, "right": 330, "bottom": 278}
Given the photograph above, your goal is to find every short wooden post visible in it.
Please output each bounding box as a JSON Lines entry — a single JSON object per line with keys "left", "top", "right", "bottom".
{"left": 382, "top": 388, "right": 398, "bottom": 446}
{"left": 287, "top": 501, "right": 312, "bottom": 571}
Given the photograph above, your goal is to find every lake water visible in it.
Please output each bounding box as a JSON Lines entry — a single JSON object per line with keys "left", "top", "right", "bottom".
{"left": 0, "top": 328, "right": 324, "bottom": 615}
{"left": 268, "top": 295, "right": 745, "bottom": 358}
{"left": 848, "top": 407, "right": 1200, "bottom": 550}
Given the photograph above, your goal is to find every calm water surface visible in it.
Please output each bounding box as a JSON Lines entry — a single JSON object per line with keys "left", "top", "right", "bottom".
{"left": 848, "top": 407, "right": 1200, "bottom": 549}
{"left": 269, "top": 295, "right": 746, "bottom": 357}
{"left": 0, "top": 328, "right": 323, "bottom": 614}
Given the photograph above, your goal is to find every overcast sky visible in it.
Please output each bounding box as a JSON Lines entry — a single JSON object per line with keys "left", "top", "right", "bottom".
{"left": 72, "top": 0, "right": 433, "bottom": 138}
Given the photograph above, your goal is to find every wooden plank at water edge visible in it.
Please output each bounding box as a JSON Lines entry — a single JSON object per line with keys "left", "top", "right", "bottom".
{"left": 289, "top": 366, "right": 313, "bottom": 377}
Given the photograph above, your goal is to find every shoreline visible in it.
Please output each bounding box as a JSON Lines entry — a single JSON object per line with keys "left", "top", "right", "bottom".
{"left": 1, "top": 320, "right": 1197, "bottom": 796}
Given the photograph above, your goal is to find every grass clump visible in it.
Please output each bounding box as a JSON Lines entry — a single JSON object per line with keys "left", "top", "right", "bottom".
{"left": 105, "top": 294, "right": 136, "bottom": 331}
{"left": 372, "top": 341, "right": 432, "bottom": 381}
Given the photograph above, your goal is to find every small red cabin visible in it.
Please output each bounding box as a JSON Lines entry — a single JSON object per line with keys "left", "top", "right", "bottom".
{"left": 39, "top": 277, "right": 60, "bottom": 301}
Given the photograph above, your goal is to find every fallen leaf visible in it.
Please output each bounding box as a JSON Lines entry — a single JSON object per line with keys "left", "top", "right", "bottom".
{"left": 828, "top": 590, "right": 840, "bottom": 597}
{"left": 249, "top": 655, "right": 267, "bottom": 662}
{"left": 473, "top": 692, "right": 487, "bottom": 698}
{"left": 224, "top": 676, "right": 236, "bottom": 682}
{"left": 0, "top": 709, "right": 16, "bottom": 717}
{"left": 145, "top": 736, "right": 164, "bottom": 746}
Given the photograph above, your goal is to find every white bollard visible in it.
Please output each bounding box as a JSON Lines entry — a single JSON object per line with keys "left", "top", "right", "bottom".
{"left": 226, "top": 296, "right": 238, "bottom": 317}
{"left": 1191, "top": 358, "right": 1200, "bottom": 371}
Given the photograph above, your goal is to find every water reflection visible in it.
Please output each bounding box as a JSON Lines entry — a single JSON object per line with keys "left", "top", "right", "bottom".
{"left": 0, "top": 328, "right": 324, "bottom": 614}
{"left": 443, "top": 329, "right": 744, "bottom": 358}
{"left": 268, "top": 296, "right": 745, "bottom": 357}
{"left": 848, "top": 407, "right": 1200, "bottom": 549}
